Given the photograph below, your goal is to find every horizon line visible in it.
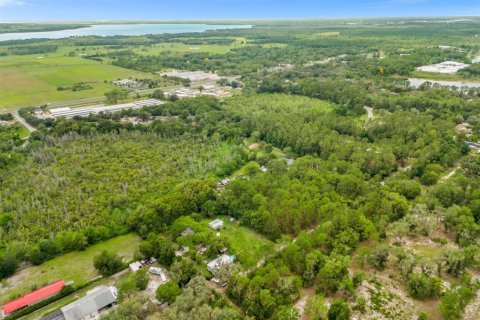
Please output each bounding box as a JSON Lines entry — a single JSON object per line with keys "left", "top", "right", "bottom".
{"left": 1, "top": 15, "right": 480, "bottom": 24}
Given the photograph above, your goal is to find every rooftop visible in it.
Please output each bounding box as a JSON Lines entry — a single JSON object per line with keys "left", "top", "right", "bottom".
{"left": 3, "top": 280, "right": 65, "bottom": 315}
{"left": 416, "top": 61, "right": 470, "bottom": 74}
{"left": 60, "top": 286, "right": 117, "bottom": 320}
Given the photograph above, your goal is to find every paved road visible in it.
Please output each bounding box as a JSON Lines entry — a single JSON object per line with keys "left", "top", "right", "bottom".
{"left": 12, "top": 110, "right": 36, "bottom": 132}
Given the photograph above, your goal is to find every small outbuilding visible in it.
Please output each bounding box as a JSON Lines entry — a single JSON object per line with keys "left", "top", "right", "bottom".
{"left": 181, "top": 227, "right": 196, "bottom": 237}
{"left": 129, "top": 261, "right": 143, "bottom": 272}
{"left": 175, "top": 246, "right": 190, "bottom": 257}
{"left": 209, "top": 219, "right": 224, "bottom": 230}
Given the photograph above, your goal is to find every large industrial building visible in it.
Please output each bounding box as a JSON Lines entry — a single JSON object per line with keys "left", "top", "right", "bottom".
{"left": 48, "top": 99, "right": 162, "bottom": 119}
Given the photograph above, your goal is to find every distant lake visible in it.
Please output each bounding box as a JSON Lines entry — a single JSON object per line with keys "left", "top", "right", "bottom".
{"left": 0, "top": 24, "right": 252, "bottom": 42}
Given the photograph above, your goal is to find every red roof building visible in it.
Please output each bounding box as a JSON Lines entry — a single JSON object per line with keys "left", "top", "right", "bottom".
{"left": 2, "top": 280, "right": 64, "bottom": 316}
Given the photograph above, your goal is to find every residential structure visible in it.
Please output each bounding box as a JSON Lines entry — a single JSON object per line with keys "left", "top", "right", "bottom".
{"left": 207, "top": 254, "right": 235, "bottom": 275}
{"left": 175, "top": 246, "right": 190, "bottom": 257}
{"left": 181, "top": 227, "right": 196, "bottom": 237}
{"left": 59, "top": 286, "right": 118, "bottom": 320}
{"left": 209, "top": 219, "right": 224, "bottom": 230}
{"left": 129, "top": 261, "right": 143, "bottom": 272}
{"left": 2, "top": 280, "right": 65, "bottom": 318}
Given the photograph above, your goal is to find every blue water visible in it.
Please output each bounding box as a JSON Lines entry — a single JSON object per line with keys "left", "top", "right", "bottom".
{"left": 0, "top": 24, "right": 252, "bottom": 42}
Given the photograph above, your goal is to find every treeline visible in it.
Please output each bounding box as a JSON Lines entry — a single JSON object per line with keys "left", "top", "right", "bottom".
{"left": 8, "top": 45, "right": 58, "bottom": 55}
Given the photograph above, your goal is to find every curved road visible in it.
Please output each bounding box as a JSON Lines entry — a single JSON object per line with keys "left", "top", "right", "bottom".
{"left": 12, "top": 110, "right": 36, "bottom": 133}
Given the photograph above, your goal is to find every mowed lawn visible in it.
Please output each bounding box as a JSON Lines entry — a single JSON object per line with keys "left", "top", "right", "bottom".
{"left": 0, "top": 53, "right": 153, "bottom": 111}
{"left": 201, "top": 218, "right": 276, "bottom": 269}
{"left": 0, "top": 233, "right": 141, "bottom": 304}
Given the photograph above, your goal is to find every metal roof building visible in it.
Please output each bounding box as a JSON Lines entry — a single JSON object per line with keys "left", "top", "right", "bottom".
{"left": 2, "top": 280, "right": 65, "bottom": 317}
{"left": 207, "top": 254, "right": 234, "bottom": 275}
{"left": 60, "top": 286, "right": 118, "bottom": 320}
{"left": 48, "top": 99, "right": 162, "bottom": 119}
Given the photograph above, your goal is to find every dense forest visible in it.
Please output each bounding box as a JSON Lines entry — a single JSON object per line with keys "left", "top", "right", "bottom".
{"left": 1, "top": 18, "right": 480, "bottom": 320}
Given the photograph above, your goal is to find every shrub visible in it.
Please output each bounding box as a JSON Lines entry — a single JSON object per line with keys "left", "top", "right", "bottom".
{"left": 156, "top": 281, "right": 182, "bottom": 304}
{"left": 93, "top": 250, "right": 125, "bottom": 277}
{"left": 328, "top": 299, "right": 351, "bottom": 320}
{"left": 407, "top": 273, "right": 441, "bottom": 299}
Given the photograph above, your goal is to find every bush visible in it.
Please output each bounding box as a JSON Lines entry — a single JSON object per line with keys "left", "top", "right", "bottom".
{"left": 369, "top": 246, "right": 389, "bottom": 270}
{"left": 440, "top": 285, "right": 475, "bottom": 320}
{"left": 0, "top": 254, "right": 18, "bottom": 280}
{"left": 93, "top": 250, "right": 125, "bottom": 277}
{"left": 0, "top": 113, "right": 13, "bottom": 121}
{"left": 407, "top": 273, "right": 441, "bottom": 299}
{"left": 328, "top": 299, "right": 351, "bottom": 320}
{"left": 134, "top": 269, "right": 149, "bottom": 290}
{"left": 156, "top": 281, "right": 182, "bottom": 304}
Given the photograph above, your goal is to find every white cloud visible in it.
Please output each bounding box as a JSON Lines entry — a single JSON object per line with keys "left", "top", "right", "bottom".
{"left": 0, "top": 0, "right": 24, "bottom": 7}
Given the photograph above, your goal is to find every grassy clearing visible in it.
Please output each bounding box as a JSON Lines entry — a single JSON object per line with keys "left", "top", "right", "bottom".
{"left": 0, "top": 233, "right": 140, "bottom": 304}
{"left": 0, "top": 53, "right": 154, "bottom": 111}
{"left": 14, "top": 123, "right": 31, "bottom": 139}
{"left": 201, "top": 218, "right": 276, "bottom": 269}
{"left": 409, "top": 70, "right": 480, "bottom": 81}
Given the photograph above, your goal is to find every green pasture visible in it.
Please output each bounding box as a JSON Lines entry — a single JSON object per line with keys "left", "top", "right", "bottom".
{"left": 0, "top": 52, "right": 154, "bottom": 111}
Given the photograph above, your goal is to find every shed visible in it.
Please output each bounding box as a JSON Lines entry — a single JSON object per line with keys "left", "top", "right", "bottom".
{"left": 181, "top": 227, "right": 196, "bottom": 237}
{"left": 129, "top": 261, "right": 143, "bottom": 272}
{"left": 209, "top": 219, "right": 224, "bottom": 230}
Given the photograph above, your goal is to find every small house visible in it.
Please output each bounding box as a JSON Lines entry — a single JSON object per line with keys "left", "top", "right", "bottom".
{"left": 181, "top": 227, "right": 196, "bottom": 237}
{"left": 207, "top": 254, "right": 235, "bottom": 275}
{"left": 197, "top": 244, "right": 208, "bottom": 255}
{"left": 175, "top": 246, "right": 190, "bottom": 257}
{"left": 209, "top": 219, "right": 224, "bottom": 230}
{"left": 129, "top": 261, "right": 143, "bottom": 272}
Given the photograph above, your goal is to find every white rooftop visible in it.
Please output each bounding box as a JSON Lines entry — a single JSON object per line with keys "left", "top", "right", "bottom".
{"left": 207, "top": 254, "right": 234, "bottom": 274}
{"left": 49, "top": 99, "right": 163, "bottom": 119}
{"left": 416, "top": 61, "right": 470, "bottom": 74}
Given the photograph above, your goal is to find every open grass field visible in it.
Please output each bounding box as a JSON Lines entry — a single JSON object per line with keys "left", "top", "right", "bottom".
{"left": 0, "top": 52, "right": 155, "bottom": 111}
{"left": 201, "top": 218, "right": 276, "bottom": 269}
{"left": 0, "top": 233, "right": 141, "bottom": 304}
{"left": 54, "top": 36, "right": 247, "bottom": 57}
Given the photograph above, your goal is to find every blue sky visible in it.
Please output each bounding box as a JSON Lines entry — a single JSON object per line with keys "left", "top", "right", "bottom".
{"left": 0, "top": 0, "right": 479, "bottom": 21}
